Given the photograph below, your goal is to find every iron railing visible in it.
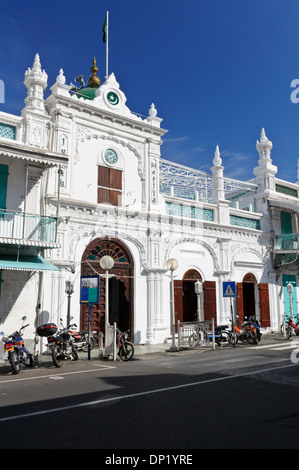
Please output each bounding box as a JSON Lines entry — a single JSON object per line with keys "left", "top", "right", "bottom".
{"left": 0, "top": 209, "right": 57, "bottom": 244}
{"left": 177, "top": 319, "right": 216, "bottom": 350}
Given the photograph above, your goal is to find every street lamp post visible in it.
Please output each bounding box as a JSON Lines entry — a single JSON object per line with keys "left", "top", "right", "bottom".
{"left": 166, "top": 258, "right": 178, "bottom": 352}
{"left": 65, "top": 280, "right": 74, "bottom": 327}
{"left": 100, "top": 255, "right": 115, "bottom": 357}
{"left": 194, "top": 280, "right": 202, "bottom": 321}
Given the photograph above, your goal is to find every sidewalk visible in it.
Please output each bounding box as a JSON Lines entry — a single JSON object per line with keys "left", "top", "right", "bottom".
{"left": 77, "top": 341, "right": 170, "bottom": 360}
{"left": 1, "top": 330, "right": 287, "bottom": 366}
{"left": 77, "top": 330, "right": 286, "bottom": 361}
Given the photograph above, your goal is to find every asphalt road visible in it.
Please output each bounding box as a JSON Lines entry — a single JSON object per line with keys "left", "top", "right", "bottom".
{"left": 1, "top": 337, "right": 299, "bottom": 454}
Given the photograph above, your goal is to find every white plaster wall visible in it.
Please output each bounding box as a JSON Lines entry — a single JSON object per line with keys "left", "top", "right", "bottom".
{"left": 0, "top": 271, "right": 38, "bottom": 351}
{"left": 168, "top": 241, "right": 216, "bottom": 282}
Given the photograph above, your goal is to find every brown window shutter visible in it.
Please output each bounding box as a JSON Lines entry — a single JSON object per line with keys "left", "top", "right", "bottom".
{"left": 97, "top": 187, "right": 110, "bottom": 204}
{"left": 110, "top": 168, "right": 122, "bottom": 190}
{"left": 258, "top": 283, "right": 270, "bottom": 327}
{"left": 98, "top": 166, "right": 110, "bottom": 187}
{"left": 203, "top": 281, "right": 217, "bottom": 325}
{"left": 109, "top": 190, "right": 121, "bottom": 206}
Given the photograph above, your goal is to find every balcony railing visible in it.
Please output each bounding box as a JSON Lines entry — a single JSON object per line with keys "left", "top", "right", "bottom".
{"left": 0, "top": 209, "right": 57, "bottom": 244}
{"left": 274, "top": 234, "right": 299, "bottom": 251}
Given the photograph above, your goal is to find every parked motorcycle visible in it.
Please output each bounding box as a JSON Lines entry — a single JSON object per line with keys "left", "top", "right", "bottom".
{"left": 37, "top": 319, "right": 78, "bottom": 368}
{"left": 228, "top": 316, "right": 260, "bottom": 345}
{"left": 282, "top": 314, "right": 299, "bottom": 339}
{"left": 281, "top": 313, "right": 299, "bottom": 337}
{"left": 0, "top": 316, "right": 33, "bottom": 374}
{"left": 214, "top": 325, "right": 231, "bottom": 347}
{"left": 242, "top": 317, "right": 258, "bottom": 345}
{"left": 69, "top": 328, "right": 97, "bottom": 352}
{"left": 117, "top": 329, "right": 134, "bottom": 361}
{"left": 248, "top": 316, "right": 262, "bottom": 342}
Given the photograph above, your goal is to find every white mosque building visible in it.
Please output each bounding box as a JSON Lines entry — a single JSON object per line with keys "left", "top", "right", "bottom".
{"left": 0, "top": 53, "right": 298, "bottom": 349}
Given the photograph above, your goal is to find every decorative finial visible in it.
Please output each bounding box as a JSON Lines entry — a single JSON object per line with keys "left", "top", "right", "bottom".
{"left": 213, "top": 145, "right": 222, "bottom": 166}
{"left": 148, "top": 103, "right": 157, "bottom": 117}
{"left": 260, "top": 128, "right": 268, "bottom": 143}
{"left": 88, "top": 57, "right": 100, "bottom": 88}
{"left": 56, "top": 68, "right": 66, "bottom": 85}
{"left": 256, "top": 128, "right": 273, "bottom": 161}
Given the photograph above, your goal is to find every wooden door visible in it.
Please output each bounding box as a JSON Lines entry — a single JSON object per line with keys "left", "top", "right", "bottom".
{"left": 236, "top": 282, "right": 244, "bottom": 324}
{"left": 258, "top": 283, "right": 270, "bottom": 327}
{"left": 174, "top": 280, "right": 183, "bottom": 325}
{"left": 203, "top": 281, "right": 217, "bottom": 324}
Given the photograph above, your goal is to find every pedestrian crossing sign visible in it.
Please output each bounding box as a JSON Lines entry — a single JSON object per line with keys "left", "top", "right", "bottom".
{"left": 223, "top": 281, "right": 236, "bottom": 298}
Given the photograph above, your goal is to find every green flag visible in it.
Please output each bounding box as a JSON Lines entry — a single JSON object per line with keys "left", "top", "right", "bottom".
{"left": 102, "top": 12, "right": 108, "bottom": 43}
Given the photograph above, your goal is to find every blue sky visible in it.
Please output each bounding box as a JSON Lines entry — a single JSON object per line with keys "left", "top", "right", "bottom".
{"left": 1, "top": 0, "right": 299, "bottom": 182}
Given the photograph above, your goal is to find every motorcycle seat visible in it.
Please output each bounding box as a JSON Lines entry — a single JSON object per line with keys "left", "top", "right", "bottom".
{"left": 216, "top": 324, "right": 229, "bottom": 330}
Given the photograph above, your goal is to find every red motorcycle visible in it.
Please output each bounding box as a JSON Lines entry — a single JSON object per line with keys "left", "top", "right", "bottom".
{"left": 283, "top": 315, "right": 299, "bottom": 339}
{"left": 69, "top": 328, "right": 97, "bottom": 352}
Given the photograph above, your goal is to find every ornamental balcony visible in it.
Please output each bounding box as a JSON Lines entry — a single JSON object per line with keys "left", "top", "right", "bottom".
{"left": 274, "top": 234, "right": 299, "bottom": 268}
{"left": 274, "top": 234, "right": 299, "bottom": 252}
{"left": 0, "top": 209, "right": 58, "bottom": 248}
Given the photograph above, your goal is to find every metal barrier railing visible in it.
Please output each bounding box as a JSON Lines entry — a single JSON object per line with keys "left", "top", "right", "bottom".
{"left": 178, "top": 319, "right": 215, "bottom": 350}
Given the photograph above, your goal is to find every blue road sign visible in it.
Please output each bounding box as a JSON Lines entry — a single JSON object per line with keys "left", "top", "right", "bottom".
{"left": 223, "top": 281, "right": 236, "bottom": 298}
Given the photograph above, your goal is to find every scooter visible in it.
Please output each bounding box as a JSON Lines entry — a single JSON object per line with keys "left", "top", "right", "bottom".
{"left": 0, "top": 316, "right": 33, "bottom": 374}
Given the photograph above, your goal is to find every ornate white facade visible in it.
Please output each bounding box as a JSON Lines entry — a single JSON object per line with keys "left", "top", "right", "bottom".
{"left": 0, "top": 54, "right": 298, "bottom": 349}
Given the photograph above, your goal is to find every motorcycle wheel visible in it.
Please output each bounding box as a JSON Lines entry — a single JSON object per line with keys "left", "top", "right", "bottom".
{"left": 52, "top": 345, "right": 63, "bottom": 368}
{"left": 285, "top": 326, "right": 293, "bottom": 340}
{"left": 247, "top": 330, "right": 258, "bottom": 345}
{"left": 71, "top": 344, "right": 79, "bottom": 361}
{"left": 216, "top": 332, "right": 230, "bottom": 347}
{"left": 229, "top": 333, "right": 238, "bottom": 345}
{"left": 82, "top": 338, "right": 94, "bottom": 353}
{"left": 9, "top": 349, "right": 20, "bottom": 374}
{"left": 23, "top": 351, "right": 33, "bottom": 367}
{"left": 119, "top": 343, "right": 134, "bottom": 361}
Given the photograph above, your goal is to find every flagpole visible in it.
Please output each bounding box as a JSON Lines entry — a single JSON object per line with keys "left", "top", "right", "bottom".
{"left": 105, "top": 11, "right": 109, "bottom": 79}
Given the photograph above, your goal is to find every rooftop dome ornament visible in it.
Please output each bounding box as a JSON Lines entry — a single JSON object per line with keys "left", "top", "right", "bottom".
{"left": 88, "top": 57, "right": 100, "bottom": 88}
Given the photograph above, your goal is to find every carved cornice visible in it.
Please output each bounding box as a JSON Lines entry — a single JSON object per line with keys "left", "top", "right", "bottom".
{"left": 49, "top": 94, "right": 167, "bottom": 138}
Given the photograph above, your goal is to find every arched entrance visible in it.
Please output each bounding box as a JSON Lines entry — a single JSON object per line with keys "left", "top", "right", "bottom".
{"left": 183, "top": 270, "right": 203, "bottom": 322}
{"left": 81, "top": 238, "right": 134, "bottom": 343}
{"left": 174, "top": 269, "right": 202, "bottom": 324}
{"left": 237, "top": 273, "right": 257, "bottom": 323}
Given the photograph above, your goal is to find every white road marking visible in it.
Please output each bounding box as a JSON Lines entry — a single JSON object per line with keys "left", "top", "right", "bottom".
{"left": 0, "top": 365, "right": 116, "bottom": 384}
{"left": 0, "top": 362, "right": 297, "bottom": 423}
{"left": 250, "top": 341, "right": 299, "bottom": 350}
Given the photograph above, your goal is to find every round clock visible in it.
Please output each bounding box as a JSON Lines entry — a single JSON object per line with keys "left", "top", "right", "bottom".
{"left": 104, "top": 148, "right": 118, "bottom": 165}
{"left": 107, "top": 91, "right": 119, "bottom": 106}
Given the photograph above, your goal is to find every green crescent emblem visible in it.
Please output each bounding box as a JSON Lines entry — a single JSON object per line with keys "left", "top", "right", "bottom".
{"left": 107, "top": 91, "right": 119, "bottom": 105}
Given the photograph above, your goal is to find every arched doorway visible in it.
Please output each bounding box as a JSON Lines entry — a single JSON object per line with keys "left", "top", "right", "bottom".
{"left": 183, "top": 270, "right": 203, "bottom": 322}
{"left": 174, "top": 269, "right": 202, "bottom": 324}
{"left": 237, "top": 273, "right": 257, "bottom": 323}
{"left": 81, "top": 238, "right": 134, "bottom": 343}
